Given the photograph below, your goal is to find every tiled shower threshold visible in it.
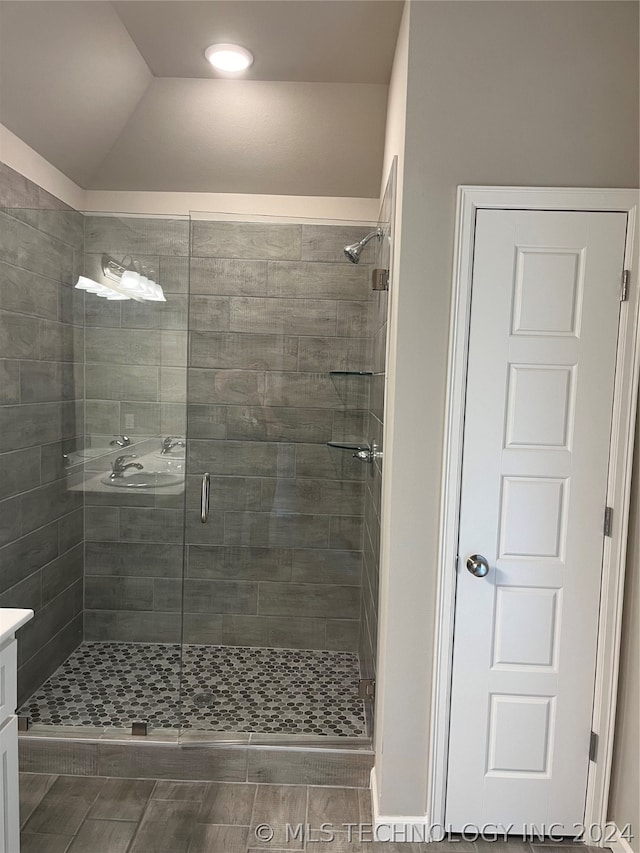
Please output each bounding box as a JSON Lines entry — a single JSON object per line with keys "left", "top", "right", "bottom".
{"left": 19, "top": 723, "right": 374, "bottom": 788}
{"left": 21, "top": 725, "right": 371, "bottom": 749}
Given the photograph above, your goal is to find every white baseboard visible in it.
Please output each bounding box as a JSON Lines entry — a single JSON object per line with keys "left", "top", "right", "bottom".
{"left": 370, "top": 771, "right": 637, "bottom": 849}
{"left": 607, "top": 824, "right": 637, "bottom": 853}
{"left": 370, "top": 767, "right": 431, "bottom": 843}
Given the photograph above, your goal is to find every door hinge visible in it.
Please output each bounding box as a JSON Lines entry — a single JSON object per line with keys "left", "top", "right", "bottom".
{"left": 372, "top": 268, "right": 390, "bottom": 291}
{"left": 589, "top": 731, "right": 599, "bottom": 762}
{"left": 604, "top": 506, "right": 613, "bottom": 537}
{"left": 358, "top": 679, "right": 376, "bottom": 700}
{"left": 621, "top": 270, "right": 630, "bottom": 302}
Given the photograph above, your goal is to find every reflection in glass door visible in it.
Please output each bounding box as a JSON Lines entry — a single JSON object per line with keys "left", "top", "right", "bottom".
{"left": 16, "top": 211, "right": 190, "bottom": 734}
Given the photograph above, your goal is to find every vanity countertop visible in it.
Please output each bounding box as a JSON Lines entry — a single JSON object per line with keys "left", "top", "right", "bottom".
{"left": 0, "top": 608, "right": 33, "bottom": 645}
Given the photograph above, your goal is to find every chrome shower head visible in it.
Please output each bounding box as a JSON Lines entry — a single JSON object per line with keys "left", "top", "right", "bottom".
{"left": 343, "top": 228, "right": 383, "bottom": 264}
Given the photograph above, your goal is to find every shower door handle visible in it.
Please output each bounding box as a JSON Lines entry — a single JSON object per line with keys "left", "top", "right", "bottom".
{"left": 200, "top": 472, "right": 210, "bottom": 523}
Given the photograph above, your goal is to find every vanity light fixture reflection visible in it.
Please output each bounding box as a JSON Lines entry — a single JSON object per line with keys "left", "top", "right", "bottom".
{"left": 101, "top": 255, "right": 166, "bottom": 302}
{"left": 75, "top": 275, "right": 132, "bottom": 300}
{"left": 74, "top": 256, "right": 167, "bottom": 302}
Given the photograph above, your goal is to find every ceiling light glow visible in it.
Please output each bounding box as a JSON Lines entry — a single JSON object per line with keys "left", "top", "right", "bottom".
{"left": 205, "top": 43, "right": 253, "bottom": 73}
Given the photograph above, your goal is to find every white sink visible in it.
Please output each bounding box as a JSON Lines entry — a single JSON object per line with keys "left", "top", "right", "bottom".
{"left": 101, "top": 472, "right": 184, "bottom": 489}
{"left": 75, "top": 448, "right": 112, "bottom": 459}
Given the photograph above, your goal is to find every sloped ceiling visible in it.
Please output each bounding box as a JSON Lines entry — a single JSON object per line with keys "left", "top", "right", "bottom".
{"left": 0, "top": 2, "right": 152, "bottom": 187}
{"left": 112, "top": 1, "right": 402, "bottom": 83}
{"left": 0, "top": 0, "right": 403, "bottom": 197}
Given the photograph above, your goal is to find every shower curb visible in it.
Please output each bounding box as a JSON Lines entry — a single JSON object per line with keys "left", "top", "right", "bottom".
{"left": 19, "top": 731, "right": 374, "bottom": 788}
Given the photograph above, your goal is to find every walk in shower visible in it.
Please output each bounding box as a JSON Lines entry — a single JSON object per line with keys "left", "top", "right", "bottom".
{"left": 1, "top": 165, "right": 393, "bottom": 745}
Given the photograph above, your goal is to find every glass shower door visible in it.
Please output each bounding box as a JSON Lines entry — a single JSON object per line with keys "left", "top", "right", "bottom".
{"left": 179, "top": 212, "right": 377, "bottom": 742}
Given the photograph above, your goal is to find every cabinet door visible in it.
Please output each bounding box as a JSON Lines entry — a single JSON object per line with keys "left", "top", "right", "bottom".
{"left": 0, "top": 640, "right": 17, "bottom": 726}
{"left": 0, "top": 716, "right": 19, "bottom": 853}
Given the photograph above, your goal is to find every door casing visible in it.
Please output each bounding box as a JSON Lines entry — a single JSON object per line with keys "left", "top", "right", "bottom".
{"left": 429, "top": 186, "right": 640, "bottom": 838}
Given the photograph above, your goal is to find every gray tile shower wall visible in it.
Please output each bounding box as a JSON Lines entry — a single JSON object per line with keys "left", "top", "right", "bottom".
{"left": 81, "top": 217, "right": 374, "bottom": 653}
{"left": 0, "top": 163, "right": 85, "bottom": 704}
{"left": 184, "top": 221, "right": 373, "bottom": 651}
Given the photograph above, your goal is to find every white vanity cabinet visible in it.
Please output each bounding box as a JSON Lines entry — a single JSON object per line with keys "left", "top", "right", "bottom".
{"left": 0, "top": 610, "right": 33, "bottom": 853}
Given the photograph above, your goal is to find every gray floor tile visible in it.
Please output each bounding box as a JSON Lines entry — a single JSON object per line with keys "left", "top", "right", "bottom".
{"left": 87, "top": 778, "right": 155, "bottom": 821}
{"left": 530, "top": 847, "right": 602, "bottom": 853}
{"left": 307, "top": 786, "right": 360, "bottom": 829}
{"left": 152, "top": 781, "right": 208, "bottom": 801}
{"left": 357, "top": 846, "right": 431, "bottom": 852}
{"left": 198, "top": 782, "right": 256, "bottom": 824}
{"left": 21, "top": 831, "right": 73, "bottom": 853}
{"left": 19, "top": 773, "right": 57, "bottom": 828}
{"left": 23, "top": 776, "right": 106, "bottom": 835}
{"left": 129, "top": 799, "right": 200, "bottom": 853}
{"left": 188, "top": 823, "right": 248, "bottom": 852}
{"left": 249, "top": 784, "right": 307, "bottom": 849}
{"left": 357, "top": 788, "right": 372, "bottom": 826}
{"left": 306, "top": 831, "right": 363, "bottom": 850}
{"left": 477, "top": 842, "right": 531, "bottom": 853}
{"left": 247, "top": 749, "right": 372, "bottom": 787}
{"left": 67, "top": 819, "right": 138, "bottom": 853}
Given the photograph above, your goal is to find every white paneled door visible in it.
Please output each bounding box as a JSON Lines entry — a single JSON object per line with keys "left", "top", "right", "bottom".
{"left": 446, "top": 209, "right": 628, "bottom": 831}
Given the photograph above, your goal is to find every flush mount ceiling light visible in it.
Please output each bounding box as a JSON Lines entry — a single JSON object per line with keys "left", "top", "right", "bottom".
{"left": 205, "top": 43, "right": 253, "bottom": 73}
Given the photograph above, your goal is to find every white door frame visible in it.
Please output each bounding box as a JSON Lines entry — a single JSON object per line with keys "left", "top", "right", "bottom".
{"left": 429, "top": 186, "right": 640, "bottom": 838}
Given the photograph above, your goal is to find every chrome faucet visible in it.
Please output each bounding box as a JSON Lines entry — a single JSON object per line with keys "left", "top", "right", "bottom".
{"left": 110, "top": 435, "right": 131, "bottom": 448}
{"left": 109, "top": 455, "right": 143, "bottom": 479}
{"left": 160, "top": 436, "right": 186, "bottom": 455}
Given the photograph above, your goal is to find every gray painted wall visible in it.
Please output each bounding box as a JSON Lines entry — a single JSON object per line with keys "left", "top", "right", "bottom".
{"left": 376, "top": 0, "right": 640, "bottom": 818}
{"left": 0, "top": 162, "right": 85, "bottom": 704}
{"left": 609, "top": 413, "right": 640, "bottom": 852}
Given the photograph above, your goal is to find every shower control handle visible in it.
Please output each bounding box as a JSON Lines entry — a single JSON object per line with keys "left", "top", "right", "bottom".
{"left": 201, "top": 472, "right": 210, "bottom": 524}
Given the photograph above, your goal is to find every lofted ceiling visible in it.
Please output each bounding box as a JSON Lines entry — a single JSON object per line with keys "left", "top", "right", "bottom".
{"left": 0, "top": 0, "right": 403, "bottom": 198}
{"left": 112, "top": 1, "right": 403, "bottom": 83}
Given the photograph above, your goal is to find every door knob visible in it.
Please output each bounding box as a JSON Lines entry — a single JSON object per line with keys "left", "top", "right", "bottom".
{"left": 466, "top": 554, "right": 490, "bottom": 578}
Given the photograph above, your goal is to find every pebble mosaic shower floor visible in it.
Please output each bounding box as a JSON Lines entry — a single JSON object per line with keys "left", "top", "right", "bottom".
{"left": 19, "top": 642, "right": 367, "bottom": 737}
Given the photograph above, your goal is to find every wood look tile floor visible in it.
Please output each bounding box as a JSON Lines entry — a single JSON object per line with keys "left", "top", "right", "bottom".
{"left": 19, "top": 773, "right": 605, "bottom": 852}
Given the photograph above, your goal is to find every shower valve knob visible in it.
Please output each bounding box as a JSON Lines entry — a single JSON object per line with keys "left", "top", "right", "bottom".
{"left": 352, "top": 442, "right": 382, "bottom": 464}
